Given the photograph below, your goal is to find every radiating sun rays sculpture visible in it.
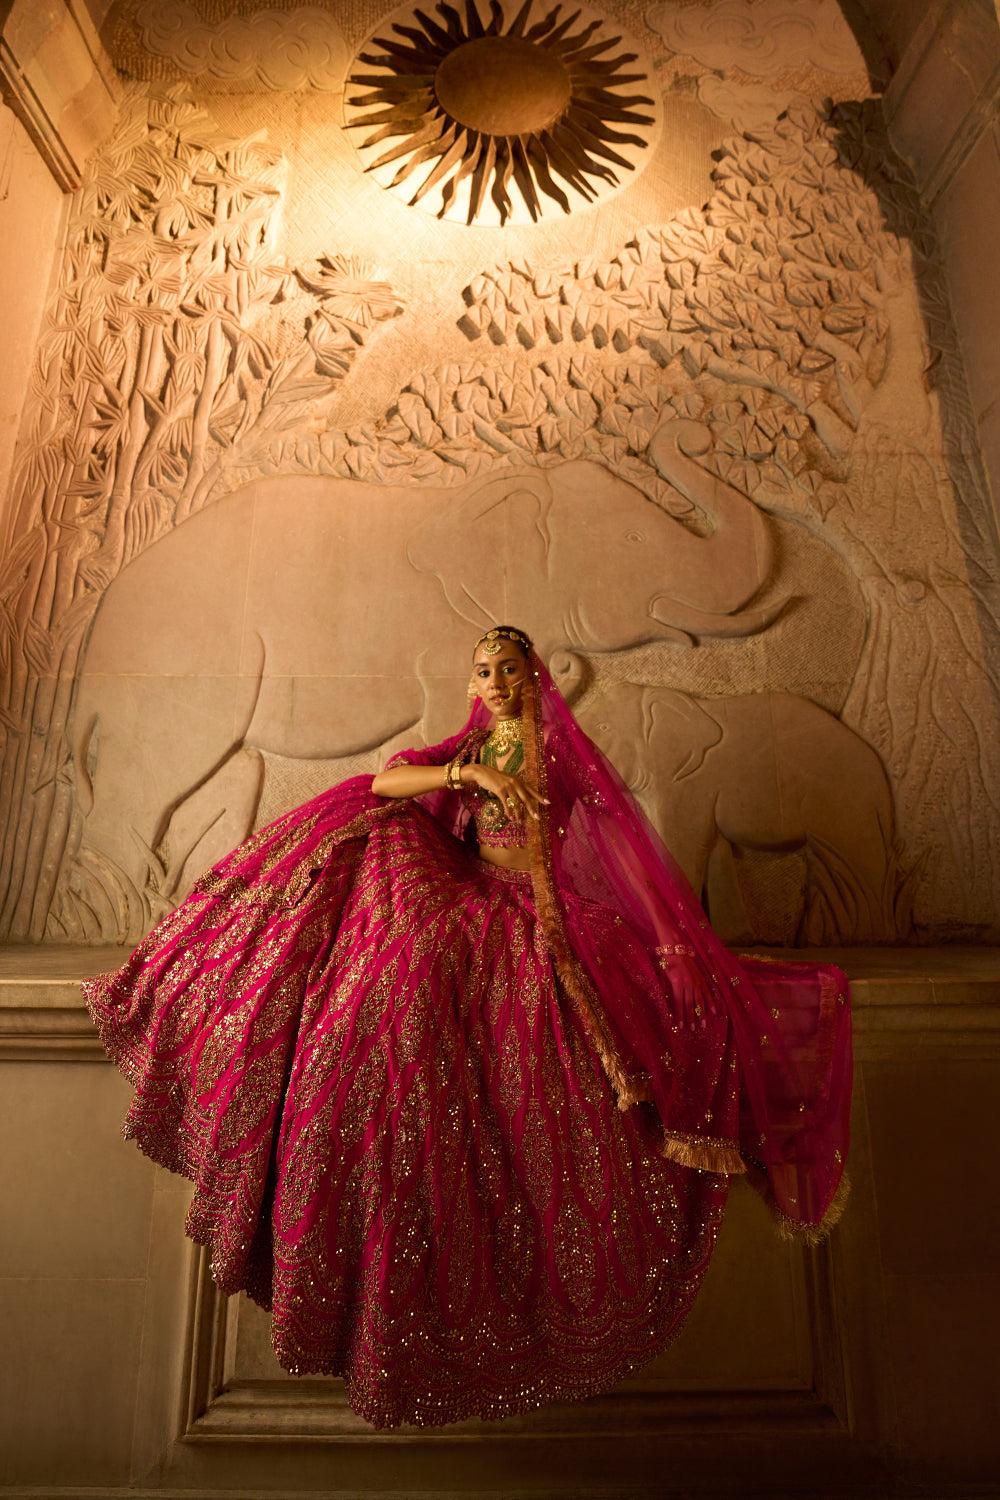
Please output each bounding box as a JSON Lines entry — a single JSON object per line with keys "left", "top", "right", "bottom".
{"left": 345, "top": 0, "right": 661, "bottom": 227}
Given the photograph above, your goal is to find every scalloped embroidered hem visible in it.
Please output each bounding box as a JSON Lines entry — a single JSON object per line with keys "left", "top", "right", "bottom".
{"left": 273, "top": 1336, "right": 681, "bottom": 1430}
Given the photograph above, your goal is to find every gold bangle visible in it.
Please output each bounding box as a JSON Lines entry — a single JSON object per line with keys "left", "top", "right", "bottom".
{"left": 445, "top": 756, "right": 463, "bottom": 791}
{"left": 655, "top": 943, "right": 696, "bottom": 969}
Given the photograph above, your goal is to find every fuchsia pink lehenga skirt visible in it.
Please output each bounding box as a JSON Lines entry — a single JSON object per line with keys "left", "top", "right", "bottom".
{"left": 84, "top": 793, "right": 730, "bottom": 1428}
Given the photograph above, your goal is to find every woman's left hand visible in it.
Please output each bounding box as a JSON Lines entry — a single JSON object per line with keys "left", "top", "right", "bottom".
{"left": 467, "top": 763, "right": 547, "bottom": 822}
{"left": 663, "top": 955, "right": 718, "bottom": 1031}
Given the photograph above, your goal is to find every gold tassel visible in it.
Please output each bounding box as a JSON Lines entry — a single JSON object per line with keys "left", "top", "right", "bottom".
{"left": 743, "top": 1160, "right": 852, "bottom": 1244}
{"left": 661, "top": 1131, "right": 747, "bottom": 1175}
{"left": 771, "top": 1170, "right": 852, "bottom": 1245}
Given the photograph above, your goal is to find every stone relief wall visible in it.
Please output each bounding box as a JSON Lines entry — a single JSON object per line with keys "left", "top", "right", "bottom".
{"left": 647, "top": 0, "right": 875, "bottom": 134}
{"left": 1, "top": 0, "right": 998, "bottom": 949}
{"left": 137, "top": 2, "right": 350, "bottom": 92}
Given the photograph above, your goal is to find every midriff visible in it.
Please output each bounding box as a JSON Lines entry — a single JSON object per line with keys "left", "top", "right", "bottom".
{"left": 478, "top": 843, "right": 531, "bottom": 871}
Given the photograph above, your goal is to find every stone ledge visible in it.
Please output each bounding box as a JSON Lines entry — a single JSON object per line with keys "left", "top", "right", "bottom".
{"left": 755, "top": 947, "right": 1000, "bottom": 1059}
{"left": 0, "top": 945, "right": 127, "bottom": 1059}
{"left": 0, "top": 945, "right": 998, "bottom": 1062}
{"left": 188, "top": 1380, "right": 844, "bottom": 1442}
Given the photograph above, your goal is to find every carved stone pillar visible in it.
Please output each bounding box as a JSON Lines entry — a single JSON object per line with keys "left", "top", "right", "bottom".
{"left": 0, "top": 0, "right": 118, "bottom": 191}
{"left": 878, "top": 0, "right": 1000, "bottom": 528}
{"left": 0, "top": 0, "right": 119, "bottom": 524}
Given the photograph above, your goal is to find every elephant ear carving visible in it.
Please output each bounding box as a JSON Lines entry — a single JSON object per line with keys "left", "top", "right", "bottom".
{"left": 406, "top": 470, "right": 554, "bottom": 628}
{"left": 647, "top": 689, "right": 723, "bottom": 781}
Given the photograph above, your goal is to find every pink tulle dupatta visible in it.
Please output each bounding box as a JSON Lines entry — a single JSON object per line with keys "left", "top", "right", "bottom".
{"left": 387, "top": 651, "right": 851, "bottom": 1236}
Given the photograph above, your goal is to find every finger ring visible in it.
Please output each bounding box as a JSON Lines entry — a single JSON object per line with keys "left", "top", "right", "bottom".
{"left": 694, "top": 1004, "right": 703, "bottom": 1017}
{"left": 505, "top": 797, "right": 515, "bottom": 808}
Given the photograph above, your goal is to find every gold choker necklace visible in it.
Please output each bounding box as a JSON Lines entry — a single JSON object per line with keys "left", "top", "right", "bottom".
{"left": 486, "top": 713, "right": 523, "bottom": 756}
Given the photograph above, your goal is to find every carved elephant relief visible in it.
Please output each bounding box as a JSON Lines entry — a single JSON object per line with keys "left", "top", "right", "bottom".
{"left": 68, "top": 429, "right": 856, "bottom": 940}
{"left": 574, "top": 681, "right": 910, "bottom": 944}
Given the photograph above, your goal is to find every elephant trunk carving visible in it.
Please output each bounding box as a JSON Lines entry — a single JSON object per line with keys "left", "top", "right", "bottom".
{"left": 643, "top": 418, "right": 780, "bottom": 638}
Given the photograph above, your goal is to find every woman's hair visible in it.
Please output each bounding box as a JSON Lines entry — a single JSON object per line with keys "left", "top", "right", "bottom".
{"left": 472, "top": 625, "right": 533, "bottom": 658}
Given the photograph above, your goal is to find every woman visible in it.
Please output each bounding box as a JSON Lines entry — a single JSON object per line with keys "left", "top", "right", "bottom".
{"left": 84, "top": 625, "right": 851, "bottom": 1429}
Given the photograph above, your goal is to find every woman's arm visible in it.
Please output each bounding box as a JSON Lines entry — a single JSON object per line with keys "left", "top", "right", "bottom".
{"left": 371, "top": 763, "right": 455, "bottom": 798}
{"left": 371, "top": 761, "right": 547, "bottom": 819}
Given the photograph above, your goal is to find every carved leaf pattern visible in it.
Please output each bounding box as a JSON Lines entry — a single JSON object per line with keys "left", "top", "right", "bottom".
{"left": 445, "top": 102, "right": 945, "bottom": 498}
{"left": 0, "top": 83, "right": 404, "bottom": 939}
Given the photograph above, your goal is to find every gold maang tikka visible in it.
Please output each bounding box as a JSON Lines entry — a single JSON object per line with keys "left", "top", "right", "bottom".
{"left": 474, "top": 626, "right": 532, "bottom": 657}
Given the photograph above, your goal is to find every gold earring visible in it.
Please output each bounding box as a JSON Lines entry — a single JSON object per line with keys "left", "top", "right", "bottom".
{"left": 467, "top": 676, "right": 478, "bottom": 700}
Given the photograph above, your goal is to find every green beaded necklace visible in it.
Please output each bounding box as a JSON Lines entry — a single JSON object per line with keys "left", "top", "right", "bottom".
{"left": 481, "top": 715, "right": 524, "bottom": 777}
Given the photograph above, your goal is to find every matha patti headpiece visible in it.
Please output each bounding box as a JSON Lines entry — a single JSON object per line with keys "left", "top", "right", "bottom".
{"left": 473, "top": 626, "right": 533, "bottom": 657}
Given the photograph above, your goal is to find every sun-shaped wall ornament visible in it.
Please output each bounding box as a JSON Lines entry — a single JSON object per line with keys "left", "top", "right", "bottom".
{"left": 344, "top": 0, "right": 662, "bottom": 227}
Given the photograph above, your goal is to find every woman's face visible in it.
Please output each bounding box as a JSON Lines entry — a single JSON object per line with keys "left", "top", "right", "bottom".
{"left": 472, "top": 643, "right": 527, "bottom": 718}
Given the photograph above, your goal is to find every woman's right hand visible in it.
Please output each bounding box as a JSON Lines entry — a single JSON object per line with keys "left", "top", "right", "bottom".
{"left": 466, "top": 764, "right": 548, "bottom": 822}
{"left": 662, "top": 955, "right": 718, "bottom": 1031}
